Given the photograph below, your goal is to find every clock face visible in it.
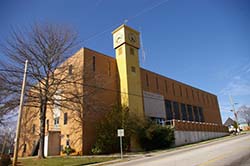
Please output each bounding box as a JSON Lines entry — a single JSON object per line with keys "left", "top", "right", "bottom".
{"left": 116, "top": 34, "right": 123, "bottom": 44}
{"left": 128, "top": 32, "right": 137, "bottom": 43}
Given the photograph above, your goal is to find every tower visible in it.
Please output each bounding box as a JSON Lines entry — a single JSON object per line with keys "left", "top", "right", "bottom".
{"left": 112, "top": 24, "right": 144, "bottom": 118}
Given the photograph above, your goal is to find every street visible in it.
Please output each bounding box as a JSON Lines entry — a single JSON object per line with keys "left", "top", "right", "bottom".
{"left": 108, "top": 133, "right": 250, "bottom": 166}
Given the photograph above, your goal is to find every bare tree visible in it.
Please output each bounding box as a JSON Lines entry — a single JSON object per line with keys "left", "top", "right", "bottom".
{"left": 0, "top": 23, "right": 78, "bottom": 158}
{"left": 238, "top": 105, "right": 250, "bottom": 126}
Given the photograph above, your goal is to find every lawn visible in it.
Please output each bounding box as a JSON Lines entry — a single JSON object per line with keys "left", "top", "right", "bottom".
{"left": 19, "top": 157, "right": 117, "bottom": 166}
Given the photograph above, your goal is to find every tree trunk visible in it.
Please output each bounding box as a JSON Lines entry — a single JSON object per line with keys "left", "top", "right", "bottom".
{"left": 38, "top": 98, "right": 47, "bottom": 158}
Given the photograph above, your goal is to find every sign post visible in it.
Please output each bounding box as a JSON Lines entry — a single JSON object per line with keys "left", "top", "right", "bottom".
{"left": 117, "top": 129, "right": 124, "bottom": 159}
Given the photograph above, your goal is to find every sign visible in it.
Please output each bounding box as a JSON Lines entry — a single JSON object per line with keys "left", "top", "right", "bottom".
{"left": 117, "top": 129, "right": 124, "bottom": 137}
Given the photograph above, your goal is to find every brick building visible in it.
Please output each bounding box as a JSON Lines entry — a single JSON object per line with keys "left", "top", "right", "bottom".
{"left": 18, "top": 24, "right": 228, "bottom": 156}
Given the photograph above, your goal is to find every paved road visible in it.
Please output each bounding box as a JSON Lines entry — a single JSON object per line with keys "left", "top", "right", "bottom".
{"left": 108, "top": 133, "right": 250, "bottom": 166}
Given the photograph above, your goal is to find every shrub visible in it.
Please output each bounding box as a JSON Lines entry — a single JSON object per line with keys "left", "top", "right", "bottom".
{"left": 138, "top": 120, "right": 175, "bottom": 151}
{"left": 62, "top": 146, "right": 76, "bottom": 156}
{"left": 0, "top": 154, "right": 12, "bottom": 166}
{"left": 91, "top": 106, "right": 143, "bottom": 154}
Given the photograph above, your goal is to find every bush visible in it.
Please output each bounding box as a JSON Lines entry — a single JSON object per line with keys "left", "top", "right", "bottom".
{"left": 0, "top": 154, "right": 12, "bottom": 166}
{"left": 91, "top": 106, "right": 143, "bottom": 154}
{"left": 62, "top": 146, "right": 76, "bottom": 156}
{"left": 138, "top": 120, "right": 175, "bottom": 151}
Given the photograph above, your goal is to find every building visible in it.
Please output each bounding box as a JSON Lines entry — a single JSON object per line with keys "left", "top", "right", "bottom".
{"left": 18, "top": 24, "right": 228, "bottom": 156}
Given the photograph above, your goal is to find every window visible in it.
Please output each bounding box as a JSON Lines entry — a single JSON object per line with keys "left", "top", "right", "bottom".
{"left": 198, "top": 107, "right": 205, "bottom": 122}
{"left": 165, "top": 80, "right": 168, "bottom": 93}
{"left": 186, "top": 88, "right": 188, "bottom": 98}
{"left": 64, "top": 113, "right": 68, "bottom": 125}
{"left": 173, "top": 102, "right": 180, "bottom": 120}
{"left": 181, "top": 104, "right": 187, "bottom": 120}
{"left": 151, "top": 117, "right": 165, "bottom": 126}
{"left": 54, "top": 117, "right": 59, "bottom": 127}
{"left": 108, "top": 61, "right": 111, "bottom": 76}
{"left": 192, "top": 90, "right": 195, "bottom": 100}
{"left": 23, "top": 144, "right": 27, "bottom": 153}
{"left": 187, "top": 105, "right": 194, "bottom": 121}
{"left": 92, "top": 56, "right": 96, "bottom": 72}
{"left": 131, "top": 66, "right": 136, "bottom": 73}
{"left": 179, "top": 85, "right": 182, "bottom": 97}
{"left": 172, "top": 83, "right": 175, "bottom": 96}
{"left": 193, "top": 106, "right": 199, "bottom": 122}
{"left": 165, "top": 100, "right": 173, "bottom": 120}
{"left": 146, "top": 74, "right": 149, "bottom": 87}
{"left": 130, "top": 47, "right": 134, "bottom": 55}
{"left": 32, "top": 124, "right": 36, "bottom": 134}
{"left": 68, "top": 64, "right": 73, "bottom": 75}
{"left": 46, "top": 119, "right": 49, "bottom": 131}
{"left": 156, "top": 77, "right": 159, "bottom": 90}
{"left": 207, "top": 95, "right": 210, "bottom": 105}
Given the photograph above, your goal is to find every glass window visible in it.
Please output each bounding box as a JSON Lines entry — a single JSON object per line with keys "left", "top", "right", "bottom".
{"left": 64, "top": 113, "right": 68, "bottom": 125}
{"left": 68, "top": 65, "right": 73, "bottom": 75}
{"left": 165, "top": 100, "right": 173, "bottom": 120}
{"left": 92, "top": 56, "right": 96, "bottom": 72}
{"left": 193, "top": 106, "right": 199, "bottom": 122}
{"left": 181, "top": 104, "right": 187, "bottom": 120}
{"left": 32, "top": 124, "right": 36, "bottom": 134}
{"left": 198, "top": 107, "right": 205, "bottom": 122}
{"left": 146, "top": 74, "right": 149, "bottom": 87}
{"left": 179, "top": 85, "right": 182, "bottom": 97}
{"left": 46, "top": 119, "right": 49, "bottom": 131}
{"left": 54, "top": 117, "right": 59, "bottom": 127}
{"left": 187, "top": 105, "right": 194, "bottom": 121}
{"left": 108, "top": 61, "right": 111, "bottom": 76}
{"left": 131, "top": 66, "right": 136, "bottom": 73}
{"left": 173, "top": 102, "right": 180, "bottom": 120}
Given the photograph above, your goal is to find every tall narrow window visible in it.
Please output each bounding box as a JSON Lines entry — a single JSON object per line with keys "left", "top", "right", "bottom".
{"left": 172, "top": 83, "right": 175, "bottom": 96}
{"left": 181, "top": 104, "right": 187, "bottom": 120}
{"left": 108, "top": 61, "right": 111, "bottom": 76}
{"left": 32, "top": 124, "right": 36, "bottom": 134}
{"left": 92, "top": 56, "right": 96, "bottom": 72}
{"left": 198, "top": 107, "right": 205, "bottom": 122}
{"left": 173, "top": 102, "right": 180, "bottom": 120}
{"left": 68, "top": 64, "right": 73, "bottom": 75}
{"left": 131, "top": 66, "right": 136, "bottom": 73}
{"left": 187, "top": 105, "right": 194, "bottom": 121}
{"left": 193, "top": 106, "right": 199, "bottom": 122}
{"left": 64, "top": 112, "right": 68, "bottom": 125}
{"left": 192, "top": 90, "right": 195, "bottom": 100}
{"left": 146, "top": 74, "right": 149, "bottom": 87}
{"left": 46, "top": 119, "right": 49, "bottom": 131}
{"left": 186, "top": 88, "right": 188, "bottom": 98}
{"left": 179, "top": 85, "right": 182, "bottom": 97}
{"left": 156, "top": 77, "right": 159, "bottom": 90}
{"left": 165, "top": 100, "right": 173, "bottom": 120}
{"left": 54, "top": 117, "right": 59, "bottom": 128}
{"left": 165, "top": 80, "right": 168, "bottom": 93}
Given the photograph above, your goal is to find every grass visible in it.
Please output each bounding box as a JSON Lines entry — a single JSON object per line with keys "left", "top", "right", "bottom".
{"left": 19, "top": 157, "right": 117, "bottom": 166}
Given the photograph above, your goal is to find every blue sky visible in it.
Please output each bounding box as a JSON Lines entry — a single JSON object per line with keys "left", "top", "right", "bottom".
{"left": 0, "top": 0, "right": 249, "bottom": 123}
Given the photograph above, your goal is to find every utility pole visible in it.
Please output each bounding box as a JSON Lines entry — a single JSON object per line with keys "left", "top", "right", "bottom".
{"left": 229, "top": 95, "right": 239, "bottom": 133}
{"left": 13, "top": 60, "right": 28, "bottom": 166}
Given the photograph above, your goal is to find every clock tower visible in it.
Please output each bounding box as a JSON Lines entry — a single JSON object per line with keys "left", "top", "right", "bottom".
{"left": 112, "top": 24, "right": 144, "bottom": 118}
{"left": 113, "top": 24, "right": 144, "bottom": 150}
